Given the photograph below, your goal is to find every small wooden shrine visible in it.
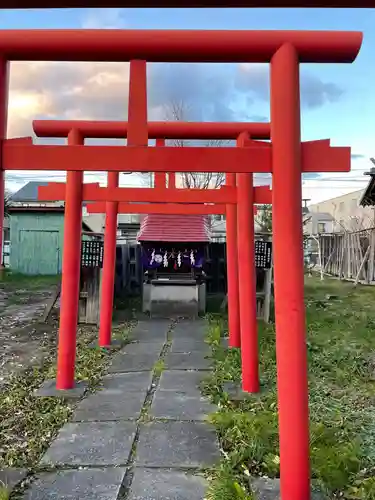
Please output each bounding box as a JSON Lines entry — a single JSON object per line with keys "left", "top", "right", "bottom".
{"left": 138, "top": 213, "right": 211, "bottom": 318}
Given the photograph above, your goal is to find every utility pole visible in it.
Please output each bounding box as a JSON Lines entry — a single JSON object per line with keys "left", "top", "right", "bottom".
{"left": 302, "top": 198, "right": 310, "bottom": 214}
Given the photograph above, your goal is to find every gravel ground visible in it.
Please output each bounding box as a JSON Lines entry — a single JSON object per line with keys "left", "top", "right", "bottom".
{"left": 0, "top": 284, "right": 58, "bottom": 387}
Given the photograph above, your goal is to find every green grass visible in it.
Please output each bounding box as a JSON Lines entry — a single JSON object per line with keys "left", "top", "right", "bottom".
{"left": 0, "top": 487, "right": 10, "bottom": 500}
{"left": 203, "top": 276, "right": 375, "bottom": 499}
{"left": 153, "top": 359, "right": 165, "bottom": 377}
{"left": 0, "top": 270, "right": 60, "bottom": 290}
{"left": 0, "top": 325, "right": 130, "bottom": 469}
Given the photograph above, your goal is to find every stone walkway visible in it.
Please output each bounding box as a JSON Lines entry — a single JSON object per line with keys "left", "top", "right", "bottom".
{"left": 23, "top": 319, "right": 220, "bottom": 499}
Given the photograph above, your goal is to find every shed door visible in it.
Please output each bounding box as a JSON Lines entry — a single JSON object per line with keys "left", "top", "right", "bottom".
{"left": 18, "top": 230, "right": 60, "bottom": 275}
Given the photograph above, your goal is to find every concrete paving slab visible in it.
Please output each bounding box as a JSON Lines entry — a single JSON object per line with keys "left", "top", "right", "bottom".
{"left": 129, "top": 321, "right": 170, "bottom": 342}
{"left": 108, "top": 353, "right": 159, "bottom": 373}
{"left": 135, "top": 421, "right": 220, "bottom": 468}
{"left": 158, "top": 370, "right": 206, "bottom": 395}
{"left": 170, "top": 338, "right": 210, "bottom": 353}
{"left": 151, "top": 391, "right": 216, "bottom": 421}
{"left": 0, "top": 468, "right": 28, "bottom": 491}
{"left": 99, "top": 372, "right": 153, "bottom": 393}
{"left": 40, "top": 421, "right": 137, "bottom": 467}
{"left": 121, "top": 341, "right": 164, "bottom": 355}
{"left": 221, "top": 337, "right": 229, "bottom": 348}
{"left": 250, "top": 477, "right": 325, "bottom": 500}
{"left": 88, "top": 338, "right": 125, "bottom": 351}
{"left": 128, "top": 333, "right": 167, "bottom": 343}
{"left": 164, "top": 351, "right": 212, "bottom": 371}
{"left": 72, "top": 390, "right": 146, "bottom": 421}
{"left": 34, "top": 379, "right": 87, "bottom": 400}
{"left": 173, "top": 321, "right": 206, "bottom": 339}
{"left": 23, "top": 468, "right": 127, "bottom": 500}
{"left": 128, "top": 468, "right": 207, "bottom": 500}
{"left": 171, "top": 332, "right": 206, "bottom": 340}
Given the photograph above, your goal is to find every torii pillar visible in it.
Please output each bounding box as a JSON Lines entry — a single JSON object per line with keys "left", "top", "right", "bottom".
{"left": 56, "top": 129, "right": 84, "bottom": 389}
{"left": 271, "top": 43, "right": 309, "bottom": 499}
{"left": 154, "top": 138, "right": 166, "bottom": 188}
{"left": 98, "top": 169, "right": 119, "bottom": 347}
{"left": 237, "top": 132, "right": 259, "bottom": 393}
{"left": 168, "top": 171, "right": 176, "bottom": 188}
{"left": 225, "top": 170, "right": 240, "bottom": 349}
{"left": 98, "top": 59, "right": 148, "bottom": 347}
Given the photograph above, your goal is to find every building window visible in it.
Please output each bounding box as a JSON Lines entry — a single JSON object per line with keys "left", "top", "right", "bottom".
{"left": 317, "top": 222, "right": 326, "bottom": 233}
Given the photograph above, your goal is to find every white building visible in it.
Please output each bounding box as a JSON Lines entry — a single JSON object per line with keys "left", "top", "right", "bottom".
{"left": 307, "top": 189, "right": 374, "bottom": 233}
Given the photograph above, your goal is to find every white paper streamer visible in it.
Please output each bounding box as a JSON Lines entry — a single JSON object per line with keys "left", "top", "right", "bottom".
{"left": 163, "top": 251, "right": 168, "bottom": 267}
{"left": 190, "top": 250, "right": 195, "bottom": 266}
{"left": 150, "top": 250, "right": 155, "bottom": 265}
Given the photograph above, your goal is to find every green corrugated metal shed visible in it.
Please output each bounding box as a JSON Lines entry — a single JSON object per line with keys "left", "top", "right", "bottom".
{"left": 8, "top": 182, "right": 97, "bottom": 276}
{"left": 9, "top": 210, "right": 64, "bottom": 275}
{"left": 9, "top": 209, "right": 95, "bottom": 275}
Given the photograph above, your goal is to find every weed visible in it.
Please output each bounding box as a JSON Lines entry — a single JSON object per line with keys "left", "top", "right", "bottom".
{"left": 0, "top": 272, "right": 59, "bottom": 290}
{"left": 204, "top": 276, "right": 375, "bottom": 499}
{"left": 0, "top": 325, "right": 129, "bottom": 469}
{"left": 153, "top": 359, "right": 165, "bottom": 378}
{"left": 205, "top": 462, "right": 255, "bottom": 500}
{"left": 346, "top": 475, "right": 375, "bottom": 499}
{"left": 0, "top": 486, "right": 10, "bottom": 500}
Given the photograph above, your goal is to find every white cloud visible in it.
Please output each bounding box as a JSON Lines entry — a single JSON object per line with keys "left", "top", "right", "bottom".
{"left": 81, "top": 8, "right": 126, "bottom": 29}
{"left": 6, "top": 58, "right": 134, "bottom": 192}
{"left": 7, "top": 60, "right": 132, "bottom": 135}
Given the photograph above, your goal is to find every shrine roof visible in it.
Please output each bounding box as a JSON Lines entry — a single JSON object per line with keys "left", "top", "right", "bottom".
{"left": 360, "top": 168, "right": 375, "bottom": 207}
{"left": 137, "top": 214, "right": 211, "bottom": 243}
{"left": 11, "top": 181, "right": 49, "bottom": 202}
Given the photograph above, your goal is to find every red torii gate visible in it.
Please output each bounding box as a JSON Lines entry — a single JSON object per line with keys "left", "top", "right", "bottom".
{"left": 38, "top": 177, "right": 271, "bottom": 386}
{"left": 30, "top": 60, "right": 271, "bottom": 373}
{"left": 30, "top": 118, "right": 348, "bottom": 402}
{"left": 32, "top": 117, "right": 272, "bottom": 354}
{"left": 0, "top": 29, "right": 362, "bottom": 500}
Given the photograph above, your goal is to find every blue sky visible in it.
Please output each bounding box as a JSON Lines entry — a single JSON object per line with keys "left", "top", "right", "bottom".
{"left": 1, "top": 7, "right": 374, "bottom": 203}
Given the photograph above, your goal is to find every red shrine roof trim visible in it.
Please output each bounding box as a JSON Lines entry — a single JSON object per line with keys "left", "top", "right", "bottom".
{"left": 137, "top": 214, "right": 211, "bottom": 243}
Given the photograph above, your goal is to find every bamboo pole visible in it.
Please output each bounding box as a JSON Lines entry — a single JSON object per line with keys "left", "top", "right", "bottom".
{"left": 354, "top": 246, "right": 370, "bottom": 286}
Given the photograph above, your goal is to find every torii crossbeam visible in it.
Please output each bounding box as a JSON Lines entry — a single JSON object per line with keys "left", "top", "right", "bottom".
{"left": 85, "top": 202, "right": 259, "bottom": 215}
{"left": 38, "top": 183, "right": 272, "bottom": 205}
{"left": 2, "top": 138, "right": 350, "bottom": 174}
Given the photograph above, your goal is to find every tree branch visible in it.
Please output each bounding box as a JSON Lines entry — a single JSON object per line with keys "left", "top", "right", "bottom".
{"left": 163, "top": 99, "right": 227, "bottom": 189}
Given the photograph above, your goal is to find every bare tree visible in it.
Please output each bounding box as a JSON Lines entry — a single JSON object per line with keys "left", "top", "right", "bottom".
{"left": 255, "top": 204, "right": 272, "bottom": 233}
{"left": 330, "top": 203, "right": 372, "bottom": 233}
{"left": 346, "top": 214, "right": 373, "bottom": 231}
{"left": 164, "top": 99, "right": 227, "bottom": 189}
